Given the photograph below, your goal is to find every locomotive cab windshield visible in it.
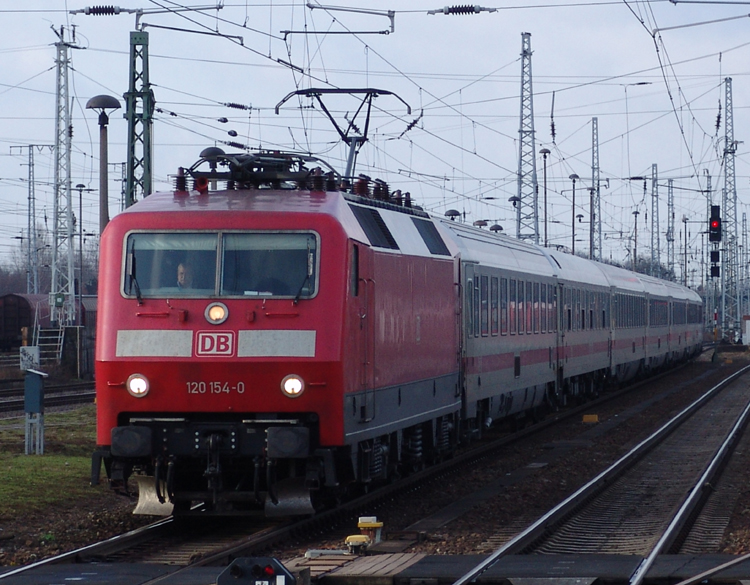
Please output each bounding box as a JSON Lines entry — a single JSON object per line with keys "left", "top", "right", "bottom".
{"left": 123, "top": 231, "right": 319, "bottom": 299}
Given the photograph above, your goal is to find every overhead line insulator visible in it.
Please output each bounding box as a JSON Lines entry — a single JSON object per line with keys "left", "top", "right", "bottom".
{"left": 83, "top": 5, "right": 122, "bottom": 15}
{"left": 224, "top": 102, "right": 252, "bottom": 111}
{"left": 427, "top": 5, "right": 497, "bottom": 15}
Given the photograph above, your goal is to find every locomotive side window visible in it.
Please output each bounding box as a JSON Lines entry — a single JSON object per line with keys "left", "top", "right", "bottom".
{"left": 221, "top": 233, "right": 317, "bottom": 298}
{"left": 124, "top": 233, "right": 218, "bottom": 297}
{"left": 351, "top": 244, "right": 359, "bottom": 297}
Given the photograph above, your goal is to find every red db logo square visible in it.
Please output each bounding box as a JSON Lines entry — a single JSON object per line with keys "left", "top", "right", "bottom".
{"left": 196, "top": 331, "right": 235, "bottom": 356}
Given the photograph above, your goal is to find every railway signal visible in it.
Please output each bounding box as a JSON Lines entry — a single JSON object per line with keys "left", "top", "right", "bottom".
{"left": 709, "top": 205, "right": 722, "bottom": 242}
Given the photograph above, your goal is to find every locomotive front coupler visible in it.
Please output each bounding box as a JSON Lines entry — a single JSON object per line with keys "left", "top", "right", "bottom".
{"left": 204, "top": 433, "right": 224, "bottom": 507}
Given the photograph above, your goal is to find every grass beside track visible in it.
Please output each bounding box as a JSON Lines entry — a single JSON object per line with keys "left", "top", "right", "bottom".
{"left": 0, "top": 406, "right": 100, "bottom": 517}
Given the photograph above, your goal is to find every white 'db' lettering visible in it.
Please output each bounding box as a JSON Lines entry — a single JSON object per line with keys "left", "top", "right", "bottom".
{"left": 196, "top": 331, "right": 235, "bottom": 356}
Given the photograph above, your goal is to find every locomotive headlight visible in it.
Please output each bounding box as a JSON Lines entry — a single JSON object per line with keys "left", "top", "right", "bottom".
{"left": 281, "top": 374, "right": 305, "bottom": 398}
{"left": 126, "top": 374, "right": 150, "bottom": 398}
{"left": 205, "top": 302, "right": 228, "bottom": 324}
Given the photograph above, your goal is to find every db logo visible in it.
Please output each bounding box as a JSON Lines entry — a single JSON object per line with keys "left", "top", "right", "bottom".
{"left": 196, "top": 331, "right": 235, "bottom": 356}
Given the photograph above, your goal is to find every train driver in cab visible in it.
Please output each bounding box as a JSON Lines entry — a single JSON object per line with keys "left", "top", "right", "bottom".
{"left": 177, "top": 262, "right": 193, "bottom": 290}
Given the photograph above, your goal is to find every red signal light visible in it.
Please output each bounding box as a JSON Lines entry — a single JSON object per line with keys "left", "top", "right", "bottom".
{"left": 711, "top": 220, "right": 719, "bottom": 228}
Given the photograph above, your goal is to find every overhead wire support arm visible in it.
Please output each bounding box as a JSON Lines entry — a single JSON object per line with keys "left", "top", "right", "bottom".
{"left": 139, "top": 22, "right": 243, "bottom": 44}
{"left": 69, "top": 4, "right": 223, "bottom": 30}
{"left": 303, "top": 3, "right": 395, "bottom": 33}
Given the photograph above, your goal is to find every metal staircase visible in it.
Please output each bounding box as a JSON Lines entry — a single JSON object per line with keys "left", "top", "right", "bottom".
{"left": 34, "top": 326, "right": 65, "bottom": 364}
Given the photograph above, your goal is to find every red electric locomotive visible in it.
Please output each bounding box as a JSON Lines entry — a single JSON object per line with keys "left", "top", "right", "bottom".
{"left": 92, "top": 151, "right": 461, "bottom": 515}
{"left": 93, "top": 148, "right": 704, "bottom": 516}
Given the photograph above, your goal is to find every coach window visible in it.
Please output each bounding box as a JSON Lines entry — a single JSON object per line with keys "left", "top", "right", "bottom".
{"left": 491, "top": 276, "right": 499, "bottom": 336}
{"left": 509, "top": 279, "right": 517, "bottom": 334}
{"left": 526, "top": 282, "right": 534, "bottom": 334}
{"left": 474, "top": 278, "right": 481, "bottom": 337}
{"left": 541, "top": 284, "right": 547, "bottom": 333}
{"left": 501, "top": 277, "right": 508, "bottom": 335}
{"left": 589, "top": 291, "right": 594, "bottom": 331}
{"left": 466, "top": 279, "right": 474, "bottom": 336}
{"left": 481, "top": 275, "right": 489, "bottom": 337}
{"left": 551, "top": 286, "right": 558, "bottom": 332}
{"left": 518, "top": 281, "right": 525, "bottom": 335}
{"left": 565, "top": 287, "right": 572, "bottom": 331}
{"left": 533, "top": 282, "right": 540, "bottom": 333}
{"left": 124, "top": 232, "right": 218, "bottom": 298}
{"left": 221, "top": 233, "right": 318, "bottom": 298}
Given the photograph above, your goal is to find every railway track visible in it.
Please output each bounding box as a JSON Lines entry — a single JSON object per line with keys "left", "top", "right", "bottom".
{"left": 6, "top": 356, "right": 747, "bottom": 585}
{"left": 0, "top": 381, "right": 95, "bottom": 414}
{"left": 0, "top": 359, "right": 721, "bottom": 582}
{"left": 453, "top": 363, "right": 750, "bottom": 585}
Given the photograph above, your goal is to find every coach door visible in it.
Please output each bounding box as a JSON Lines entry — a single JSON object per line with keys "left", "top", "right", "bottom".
{"left": 355, "top": 244, "right": 376, "bottom": 422}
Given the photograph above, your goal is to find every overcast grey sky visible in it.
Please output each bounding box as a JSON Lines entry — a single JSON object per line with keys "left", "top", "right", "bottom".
{"left": 1, "top": 1, "right": 748, "bottom": 281}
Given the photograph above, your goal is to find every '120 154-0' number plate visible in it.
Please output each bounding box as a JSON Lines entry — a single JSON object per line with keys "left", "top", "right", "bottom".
{"left": 187, "top": 381, "right": 245, "bottom": 394}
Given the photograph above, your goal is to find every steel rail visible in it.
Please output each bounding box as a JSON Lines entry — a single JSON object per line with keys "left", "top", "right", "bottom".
{"left": 628, "top": 378, "right": 750, "bottom": 584}
{"left": 451, "top": 363, "right": 750, "bottom": 585}
{"left": 0, "top": 517, "right": 176, "bottom": 581}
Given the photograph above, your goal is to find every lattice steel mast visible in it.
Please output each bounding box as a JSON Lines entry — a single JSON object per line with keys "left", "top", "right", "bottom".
{"left": 590, "top": 117, "right": 601, "bottom": 261}
{"left": 125, "top": 30, "right": 154, "bottom": 207}
{"left": 515, "top": 32, "right": 539, "bottom": 243}
{"left": 651, "top": 164, "right": 659, "bottom": 277}
{"left": 722, "top": 77, "right": 739, "bottom": 339}
{"left": 51, "top": 26, "right": 80, "bottom": 325}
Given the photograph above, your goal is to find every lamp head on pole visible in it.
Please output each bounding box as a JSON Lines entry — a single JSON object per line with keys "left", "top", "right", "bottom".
{"left": 85, "top": 94, "right": 121, "bottom": 126}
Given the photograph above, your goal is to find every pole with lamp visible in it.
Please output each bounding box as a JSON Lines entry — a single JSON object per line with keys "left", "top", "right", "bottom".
{"left": 569, "top": 174, "right": 579, "bottom": 255}
{"left": 85, "top": 95, "right": 121, "bottom": 235}
{"left": 540, "top": 148, "right": 550, "bottom": 247}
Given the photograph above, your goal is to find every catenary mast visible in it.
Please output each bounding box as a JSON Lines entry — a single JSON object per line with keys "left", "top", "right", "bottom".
{"left": 51, "top": 27, "right": 79, "bottom": 325}
{"left": 515, "top": 32, "right": 539, "bottom": 243}
{"left": 722, "top": 77, "right": 739, "bottom": 339}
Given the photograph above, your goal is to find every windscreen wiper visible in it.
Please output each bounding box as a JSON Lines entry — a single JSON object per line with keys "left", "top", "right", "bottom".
{"left": 126, "top": 243, "right": 143, "bottom": 305}
{"left": 293, "top": 245, "right": 314, "bottom": 304}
